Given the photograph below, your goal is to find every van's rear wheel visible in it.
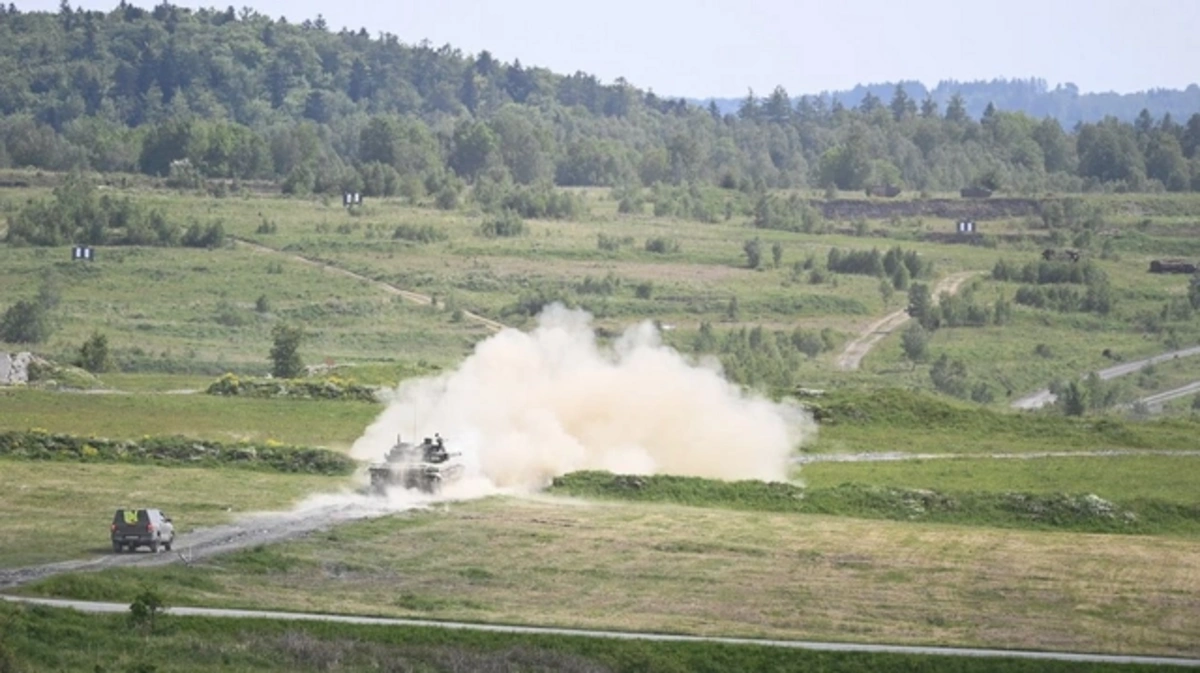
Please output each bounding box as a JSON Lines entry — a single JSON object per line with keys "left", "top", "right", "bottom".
{"left": 112, "top": 542, "right": 121, "bottom": 553}
{"left": 149, "top": 539, "right": 160, "bottom": 553}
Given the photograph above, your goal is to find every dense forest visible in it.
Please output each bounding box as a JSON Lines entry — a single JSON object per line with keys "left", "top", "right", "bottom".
{"left": 1, "top": 2, "right": 1199, "bottom": 197}
{"left": 702, "top": 78, "right": 1200, "bottom": 128}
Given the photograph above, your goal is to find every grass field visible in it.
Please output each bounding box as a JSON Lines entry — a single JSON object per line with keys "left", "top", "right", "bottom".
{"left": 17, "top": 496, "right": 1199, "bottom": 658}
{"left": 0, "top": 602, "right": 1168, "bottom": 673}
{"left": 0, "top": 388, "right": 379, "bottom": 448}
{"left": 5, "top": 181, "right": 1200, "bottom": 403}
{"left": 4, "top": 177, "right": 1200, "bottom": 665}
{"left": 801, "top": 454, "right": 1200, "bottom": 505}
{"left": 0, "top": 460, "right": 352, "bottom": 567}
{"left": 804, "top": 388, "right": 1200, "bottom": 454}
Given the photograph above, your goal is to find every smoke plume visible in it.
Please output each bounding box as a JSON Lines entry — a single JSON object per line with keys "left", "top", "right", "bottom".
{"left": 350, "top": 305, "right": 813, "bottom": 493}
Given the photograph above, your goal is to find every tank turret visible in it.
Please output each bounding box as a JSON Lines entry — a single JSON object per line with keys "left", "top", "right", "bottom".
{"left": 369, "top": 434, "right": 464, "bottom": 495}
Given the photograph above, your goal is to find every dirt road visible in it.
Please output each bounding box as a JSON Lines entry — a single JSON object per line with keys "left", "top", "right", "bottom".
{"left": 0, "top": 498, "right": 404, "bottom": 591}
{"left": 234, "top": 238, "right": 507, "bottom": 332}
{"left": 3, "top": 595, "right": 1196, "bottom": 667}
{"left": 1137, "top": 380, "right": 1200, "bottom": 410}
{"left": 836, "top": 271, "right": 980, "bottom": 371}
{"left": 1011, "top": 344, "right": 1200, "bottom": 410}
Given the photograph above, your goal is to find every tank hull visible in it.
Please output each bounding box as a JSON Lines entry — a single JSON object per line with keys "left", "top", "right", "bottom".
{"left": 368, "top": 437, "right": 464, "bottom": 495}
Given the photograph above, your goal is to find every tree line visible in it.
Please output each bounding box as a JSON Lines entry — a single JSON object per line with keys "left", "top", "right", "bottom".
{"left": 1, "top": 2, "right": 1199, "bottom": 196}
{"left": 703, "top": 78, "right": 1200, "bottom": 128}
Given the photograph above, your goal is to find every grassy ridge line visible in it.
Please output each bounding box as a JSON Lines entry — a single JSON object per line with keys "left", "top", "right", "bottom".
{"left": 548, "top": 471, "right": 1200, "bottom": 536}
{"left": 808, "top": 388, "right": 1200, "bottom": 452}
{"left": 0, "top": 430, "right": 356, "bottom": 476}
{"left": 0, "top": 602, "right": 1172, "bottom": 673}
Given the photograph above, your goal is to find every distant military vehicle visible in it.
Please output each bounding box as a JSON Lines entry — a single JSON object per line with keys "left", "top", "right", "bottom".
{"left": 865, "top": 185, "right": 901, "bottom": 198}
{"left": 1042, "top": 248, "right": 1082, "bottom": 262}
{"left": 960, "top": 186, "right": 993, "bottom": 198}
{"left": 369, "top": 434, "right": 464, "bottom": 495}
{"left": 1148, "top": 259, "right": 1197, "bottom": 274}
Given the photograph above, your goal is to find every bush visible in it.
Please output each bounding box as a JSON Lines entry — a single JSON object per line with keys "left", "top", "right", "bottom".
{"left": 205, "top": 373, "right": 378, "bottom": 402}
{"left": 644, "top": 237, "right": 680, "bottom": 254}
{"left": 547, "top": 472, "right": 1168, "bottom": 534}
{"left": 181, "top": 219, "right": 226, "bottom": 248}
{"left": 392, "top": 223, "right": 448, "bottom": 243}
{"left": 128, "top": 589, "right": 165, "bottom": 633}
{"left": 0, "top": 430, "right": 356, "bottom": 475}
{"left": 4, "top": 172, "right": 181, "bottom": 248}
{"left": 597, "top": 233, "right": 633, "bottom": 252}
{"left": 269, "top": 324, "right": 305, "bottom": 379}
{"left": 743, "top": 238, "right": 762, "bottom": 269}
{"left": 78, "top": 332, "right": 114, "bottom": 373}
{"left": 478, "top": 210, "right": 525, "bottom": 238}
{"left": 0, "top": 299, "right": 52, "bottom": 344}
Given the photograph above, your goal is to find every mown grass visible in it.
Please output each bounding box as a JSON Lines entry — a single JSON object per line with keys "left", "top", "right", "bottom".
{"left": 0, "top": 388, "right": 379, "bottom": 449}
{"left": 0, "top": 460, "right": 351, "bottom": 567}
{"left": 19, "top": 497, "right": 1199, "bottom": 658}
{"left": 0, "top": 602, "right": 1170, "bottom": 673}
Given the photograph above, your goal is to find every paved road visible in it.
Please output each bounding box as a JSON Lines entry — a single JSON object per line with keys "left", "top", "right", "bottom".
{"left": 2, "top": 596, "right": 1196, "bottom": 668}
{"left": 837, "top": 271, "right": 980, "bottom": 371}
{"left": 1137, "top": 380, "right": 1200, "bottom": 411}
{"left": 1011, "top": 345, "right": 1200, "bottom": 410}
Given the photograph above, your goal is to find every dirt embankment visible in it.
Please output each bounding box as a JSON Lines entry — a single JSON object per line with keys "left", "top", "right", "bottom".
{"left": 816, "top": 198, "right": 1041, "bottom": 221}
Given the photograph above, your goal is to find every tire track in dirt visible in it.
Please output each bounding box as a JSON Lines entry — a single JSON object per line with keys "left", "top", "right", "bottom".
{"left": 836, "top": 271, "right": 980, "bottom": 371}
{"left": 233, "top": 238, "right": 507, "bottom": 332}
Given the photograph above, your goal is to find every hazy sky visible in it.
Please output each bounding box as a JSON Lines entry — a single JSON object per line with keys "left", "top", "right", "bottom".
{"left": 30, "top": 0, "right": 1200, "bottom": 97}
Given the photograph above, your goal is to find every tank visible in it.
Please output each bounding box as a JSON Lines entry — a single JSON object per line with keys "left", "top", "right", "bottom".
{"left": 1149, "top": 259, "right": 1197, "bottom": 274}
{"left": 369, "top": 434, "right": 464, "bottom": 495}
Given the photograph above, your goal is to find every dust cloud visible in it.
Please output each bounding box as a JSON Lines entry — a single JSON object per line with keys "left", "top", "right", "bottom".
{"left": 350, "top": 304, "right": 814, "bottom": 494}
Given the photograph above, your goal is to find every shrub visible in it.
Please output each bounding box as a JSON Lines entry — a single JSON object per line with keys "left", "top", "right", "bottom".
{"left": 0, "top": 430, "right": 355, "bottom": 475}
{"left": 269, "top": 324, "right": 305, "bottom": 379}
{"left": 644, "top": 237, "right": 680, "bottom": 254}
{"left": 392, "top": 223, "right": 448, "bottom": 243}
{"left": 743, "top": 238, "right": 762, "bottom": 269}
{"left": 78, "top": 332, "right": 114, "bottom": 373}
{"left": 0, "top": 299, "right": 53, "bottom": 344}
{"left": 597, "top": 233, "right": 633, "bottom": 251}
{"left": 478, "top": 210, "right": 525, "bottom": 238}
{"left": 205, "top": 373, "right": 378, "bottom": 403}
